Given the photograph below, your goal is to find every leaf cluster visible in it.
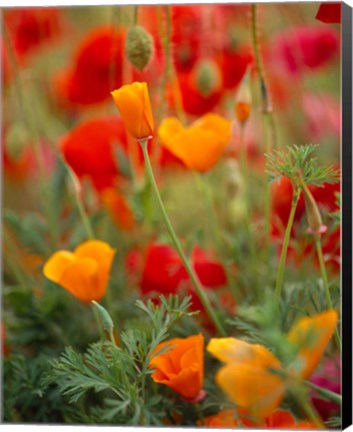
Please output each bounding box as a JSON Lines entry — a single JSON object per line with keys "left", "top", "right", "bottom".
{"left": 265, "top": 144, "right": 340, "bottom": 187}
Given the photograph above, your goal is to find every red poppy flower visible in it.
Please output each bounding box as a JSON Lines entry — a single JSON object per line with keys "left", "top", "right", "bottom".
{"left": 60, "top": 116, "right": 129, "bottom": 191}
{"left": 130, "top": 243, "right": 227, "bottom": 310}
{"left": 171, "top": 5, "right": 203, "bottom": 72}
{"left": 217, "top": 46, "right": 253, "bottom": 90}
{"left": 169, "top": 71, "right": 222, "bottom": 116}
{"left": 316, "top": 3, "right": 341, "bottom": 24}
{"left": 4, "top": 8, "right": 63, "bottom": 59}
{"left": 3, "top": 143, "right": 35, "bottom": 181}
{"left": 274, "top": 26, "right": 339, "bottom": 75}
{"left": 54, "top": 27, "right": 126, "bottom": 107}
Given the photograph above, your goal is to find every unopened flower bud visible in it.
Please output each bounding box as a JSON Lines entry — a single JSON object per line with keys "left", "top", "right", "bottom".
{"left": 235, "top": 73, "right": 251, "bottom": 125}
{"left": 92, "top": 301, "right": 114, "bottom": 333}
{"left": 298, "top": 173, "right": 327, "bottom": 236}
{"left": 194, "top": 59, "right": 222, "bottom": 97}
{"left": 125, "top": 25, "right": 154, "bottom": 71}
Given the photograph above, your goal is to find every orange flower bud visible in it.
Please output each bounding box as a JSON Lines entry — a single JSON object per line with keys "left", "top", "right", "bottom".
{"left": 235, "top": 72, "right": 251, "bottom": 124}
{"left": 159, "top": 114, "right": 231, "bottom": 172}
{"left": 149, "top": 334, "right": 204, "bottom": 400}
{"left": 43, "top": 240, "right": 115, "bottom": 303}
{"left": 111, "top": 82, "right": 154, "bottom": 140}
{"left": 101, "top": 188, "right": 135, "bottom": 232}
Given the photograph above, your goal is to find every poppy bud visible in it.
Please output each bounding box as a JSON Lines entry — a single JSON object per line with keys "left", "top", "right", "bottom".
{"left": 298, "top": 173, "right": 327, "bottom": 236}
{"left": 194, "top": 59, "right": 222, "bottom": 98}
{"left": 91, "top": 300, "right": 114, "bottom": 333}
{"left": 125, "top": 25, "right": 154, "bottom": 71}
{"left": 235, "top": 72, "right": 251, "bottom": 125}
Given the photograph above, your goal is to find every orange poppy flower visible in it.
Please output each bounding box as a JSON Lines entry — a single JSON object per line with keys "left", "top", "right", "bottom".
{"left": 207, "top": 310, "right": 338, "bottom": 419}
{"left": 43, "top": 240, "right": 115, "bottom": 303}
{"left": 158, "top": 114, "right": 231, "bottom": 172}
{"left": 111, "top": 82, "right": 154, "bottom": 140}
{"left": 149, "top": 334, "right": 204, "bottom": 400}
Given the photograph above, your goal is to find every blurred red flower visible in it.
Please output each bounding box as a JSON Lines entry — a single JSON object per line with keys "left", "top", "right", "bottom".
{"left": 127, "top": 243, "right": 227, "bottom": 312}
{"left": 60, "top": 116, "right": 129, "bottom": 191}
{"left": 54, "top": 27, "right": 126, "bottom": 107}
{"left": 274, "top": 26, "right": 339, "bottom": 75}
{"left": 316, "top": 3, "right": 341, "bottom": 24}
{"left": 4, "top": 8, "right": 63, "bottom": 59}
{"left": 217, "top": 46, "right": 253, "bottom": 90}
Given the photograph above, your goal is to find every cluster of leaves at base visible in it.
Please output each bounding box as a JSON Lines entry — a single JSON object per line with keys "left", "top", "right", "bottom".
{"left": 265, "top": 144, "right": 340, "bottom": 186}
{"left": 41, "top": 295, "right": 195, "bottom": 425}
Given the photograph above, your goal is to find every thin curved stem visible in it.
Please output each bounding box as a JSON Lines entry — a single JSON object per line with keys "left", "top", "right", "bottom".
{"left": 140, "top": 139, "right": 226, "bottom": 336}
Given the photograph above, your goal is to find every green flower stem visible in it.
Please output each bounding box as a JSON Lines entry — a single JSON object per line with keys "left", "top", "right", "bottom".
{"left": 141, "top": 139, "right": 226, "bottom": 336}
{"left": 290, "top": 383, "right": 325, "bottom": 429}
{"left": 194, "top": 173, "right": 237, "bottom": 301}
{"left": 65, "top": 164, "right": 95, "bottom": 240}
{"left": 133, "top": 5, "right": 139, "bottom": 25}
{"left": 275, "top": 188, "right": 301, "bottom": 301}
{"left": 305, "top": 380, "right": 342, "bottom": 406}
{"left": 315, "top": 236, "right": 342, "bottom": 352}
{"left": 4, "top": 26, "right": 59, "bottom": 248}
{"left": 250, "top": 4, "right": 277, "bottom": 149}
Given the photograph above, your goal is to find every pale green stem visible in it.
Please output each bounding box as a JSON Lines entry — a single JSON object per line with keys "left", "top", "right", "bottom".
{"left": 305, "top": 380, "right": 342, "bottom": 405}
{"left": 315, "top": 236, "right": 342, "bottom": 352}
{"left": 140, "top": 139, "right": 226, "bottom": 336}
{"left": 133, "top": 5, "right": 139, "bottom": 25}
{"left": 194, "top": 173, "right": 237, "bottom": 301}
{"left": 275, "top": 188, "right": 300, "bottom": 301}
{"left": 290, "top": 384, "right": 325, "bottom": 429}
{"left": 66, "top": 166, "right": 95, "bottom": 240}
{"left": 92, "top": 306, "right": 105, "bottom": 339}
{"left": 4, "top": 26, "right": 59, "bottom": 247}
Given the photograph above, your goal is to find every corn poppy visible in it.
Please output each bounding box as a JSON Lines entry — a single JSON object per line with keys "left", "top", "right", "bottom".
{"left": 111, "top": 82, "right": 154, "bottom": 140}
{"left": 159, "top": 113, "right": 231, "bottom": 172}
{"left": 207, "top": 310, "right": 338, "bottom": 419}
{"left": 60, "top": 116, "right": 129, "bottom": 191}
{"left": 4, "top": 8, "right": 63, "bottom": 59}
{"left": 54, "top": 27, "right": 125, "bottom": 107}
{"left": 149, "top": 334, "right": 204, "bottom": 400}
{"left": 43, "top": 240, "right": 115, "bottom": 303}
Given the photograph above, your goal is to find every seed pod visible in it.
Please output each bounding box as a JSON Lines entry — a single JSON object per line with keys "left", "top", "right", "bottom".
{"left": 194, "top": 59, "right": 222, "bottom": 97}
{"left": 125, "top": 25, "right": 154, "bottom": 71}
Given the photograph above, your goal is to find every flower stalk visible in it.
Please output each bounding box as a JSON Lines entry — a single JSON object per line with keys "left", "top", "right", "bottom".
{"left": 140, "top": 138, "right": 226, "bottom": 336}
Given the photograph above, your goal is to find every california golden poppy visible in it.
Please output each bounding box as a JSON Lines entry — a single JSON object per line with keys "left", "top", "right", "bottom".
{"left": 43, "top": 240, "right": 115, "bottom": 303}
{"left": 111, "top": 82, "right": 154, "bottom": 140}
{"left": 158, "top": 114, "right": 231, "bottom": 172}
{"left": 149, "top": 334, "right": 204, "bottom": 400}
{"left": 207, "top": 310, "right": 338, "bottom": 419}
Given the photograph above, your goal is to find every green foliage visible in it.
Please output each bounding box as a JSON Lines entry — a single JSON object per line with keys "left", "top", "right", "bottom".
{"left": 41, "top": 295, "right": 195, "bottom": 425}
{"left": 265, "top": 144, "right": 340, "bottom": 187}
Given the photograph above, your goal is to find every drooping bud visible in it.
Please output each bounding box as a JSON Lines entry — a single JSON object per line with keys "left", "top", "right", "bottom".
{"left": 298, "top": 173, "right": 327, "bottom": 236}
{"left": 194, "top": 59, "right": 222, "bottom": 97}
{"left": 235, "top": 71, "right": 251, "bottom": 125}
{"left": 125, "top": 25, "right": 154, "bottom": 71}
{"left": 92, "top": 301, "right": 114, "bottom": 334}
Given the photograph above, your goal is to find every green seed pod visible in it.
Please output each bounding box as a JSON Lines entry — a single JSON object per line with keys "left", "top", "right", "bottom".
{"left": 194, "top": 59, "right": 222, "bottom": 97}
{"left": 125, "top": 25, "right": 154, "bottom": 71}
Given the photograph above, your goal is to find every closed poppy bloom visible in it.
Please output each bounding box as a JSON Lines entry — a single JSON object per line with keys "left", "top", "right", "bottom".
{"left": 43, "top": 240, "right": 115, "bottom": 303}
{"left": 207, "top": 310, "right": 338, "bottom": 419}
{"left": 316, "top": 3, "right": 341, "bottom": 24}
{"left": 149, "top": 334, "right": 204, "bottom": 400}
{"left": 111, "top": 82, "right": 154, "bottom": 140}
{"left": 60, "top": 116, "right": 128, "bottom": 191}
{"left": 54, "top": 27, "right": 125, "bottom": 107}
{"left": 159, "top": 114, "right": 231, "bottom": 172}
